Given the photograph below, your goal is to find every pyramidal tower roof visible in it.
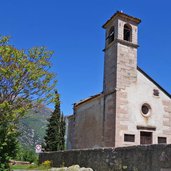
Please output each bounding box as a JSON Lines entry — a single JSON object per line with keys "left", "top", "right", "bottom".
{"left": 103, "top": 11, "right": 141, "bottom": 29}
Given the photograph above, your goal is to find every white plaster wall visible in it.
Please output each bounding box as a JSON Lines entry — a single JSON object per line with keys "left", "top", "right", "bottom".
{"left": 74, "top": 96, "right": 104, "bottom": 148}
{"left": 122, "top": 70, "right": 171, "bottom": 146}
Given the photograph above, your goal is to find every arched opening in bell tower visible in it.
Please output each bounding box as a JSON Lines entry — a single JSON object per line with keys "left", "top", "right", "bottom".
{"left": 124, "top": 24, "right": 132, "bottom": 42}
{"left": 108, "top": 26, "right": 115, "bottom": 44}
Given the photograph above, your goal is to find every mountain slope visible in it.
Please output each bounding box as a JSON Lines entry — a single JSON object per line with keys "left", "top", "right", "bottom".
{"left": 18, "top": 106, "right": 52, "bottom": 150}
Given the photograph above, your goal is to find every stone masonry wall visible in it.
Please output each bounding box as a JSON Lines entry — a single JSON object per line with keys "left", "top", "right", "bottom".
{"left": 66, "top": 115, "right": 75, "bottom": 150}
{"left": 114, "top": 42, "right": 138, "bottom": 147}
{"left": 103, "top": 93, "right": 116, "bottom": 147}
{"left": 162, "top": 100, "right": 171, "bottom": 138}
{"left": 40, "top": 144, "right": 171, "bottom": 171}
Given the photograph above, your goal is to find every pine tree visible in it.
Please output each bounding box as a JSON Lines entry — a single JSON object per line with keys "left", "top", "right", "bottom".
{"left": 44, "top": 91, "right": 66, "bottom": 151}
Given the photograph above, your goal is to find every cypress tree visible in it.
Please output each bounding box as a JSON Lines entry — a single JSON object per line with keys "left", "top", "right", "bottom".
{"left": 59, "top": 113, "right": 66, "bottom": 150}
{"left": 44, "top": 91, "right": 65, "bottom": 151}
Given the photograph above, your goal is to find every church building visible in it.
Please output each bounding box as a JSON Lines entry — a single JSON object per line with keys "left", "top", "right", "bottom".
{"left": 67, "top": 11, "right": 171, "bottom": 149}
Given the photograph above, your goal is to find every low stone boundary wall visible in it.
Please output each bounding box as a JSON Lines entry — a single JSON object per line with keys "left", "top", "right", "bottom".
{"left": 39, "top": 144, "right": 171, "bottom": 171}
{"left": 10, "top": 160, "right": 30, "bottom": 165}
{"left": 50, "top": 165, "right": 93, "bottom": 171}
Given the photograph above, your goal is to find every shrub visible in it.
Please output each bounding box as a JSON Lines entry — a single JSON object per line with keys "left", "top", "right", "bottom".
{"left": 15, "top": 146, "right": 38, "bottom": 163}
{"left": 42, "top": 160, "right": 52, "bottom": 168}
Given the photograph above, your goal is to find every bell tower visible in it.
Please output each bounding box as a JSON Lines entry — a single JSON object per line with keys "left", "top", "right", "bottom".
{"left": 103, "top": 11, "right": 141, "bottom": 93}
{"left": 102, "top": 11, "right": 141, "bottom": 147}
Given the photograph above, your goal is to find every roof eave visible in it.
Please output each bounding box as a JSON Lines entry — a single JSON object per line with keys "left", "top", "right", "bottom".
{"left": 74, "top": 93, "right": 102, "bottom": 107}
{"left": 102, "top": 11, "right": 141, "bottom": 29}
{"left": 137, "top": 66, "right": 171, "bottom": 99}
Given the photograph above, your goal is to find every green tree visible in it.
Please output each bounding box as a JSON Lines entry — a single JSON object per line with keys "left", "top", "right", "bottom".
{"left": 59, "top": 113, "right": 66, "bottom": 150}
{"left": 44, "top": 91, "right": 66, "bottom": 151}
{"left": 0, "top": 35, "right": 57, "bottom": 170}
{"left": 0, "top": 123, "right": 19, "bottom": 170}
{"left": 15, "top": 144, "right": 38, "bottom": 164}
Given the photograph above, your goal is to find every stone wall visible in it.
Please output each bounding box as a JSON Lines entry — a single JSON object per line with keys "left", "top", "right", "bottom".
{"left": 162, "top": 100, "right": 171, "bottom": 137}
{"left": 39, "top": 144, "right": 171, "bottom": 171}
{"left": 66, "top": 115, "right": 75, "bottom": 150}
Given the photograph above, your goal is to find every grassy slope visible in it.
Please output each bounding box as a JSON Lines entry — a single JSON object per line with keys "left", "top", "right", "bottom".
{"left": 11, "top": 164, "right": 50, "bottom": 170}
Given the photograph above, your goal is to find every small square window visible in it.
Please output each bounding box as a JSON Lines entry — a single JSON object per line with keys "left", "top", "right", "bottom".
{"left": 158, "top": 137, "right": 167, "bottom": 144}
{"left": 124, "top": 134, "right": 135, "bottom": 142}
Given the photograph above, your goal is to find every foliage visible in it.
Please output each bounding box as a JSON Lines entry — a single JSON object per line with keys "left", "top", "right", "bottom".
{"left": 44, "top": 91, "right": 66, "bottom": 151}
{"left": 15, "top": 145, "right": 38, "bottom": 163}
{"left": 42, "top": 160, "right": 52, "bottom": 168}
{"left": 0, "top": 123, "right": 19, "bottom": 170}
{"left": 0, "top": 35, "right": 57, "bottom": 169}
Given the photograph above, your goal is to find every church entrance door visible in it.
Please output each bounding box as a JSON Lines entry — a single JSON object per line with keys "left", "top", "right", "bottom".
{"left": 140, "top": 131, "right": 152, "bottom": 144}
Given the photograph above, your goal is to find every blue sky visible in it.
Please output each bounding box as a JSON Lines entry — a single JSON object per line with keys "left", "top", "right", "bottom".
{"left": 1, "top": 0, "right": 171, "bottom": 115}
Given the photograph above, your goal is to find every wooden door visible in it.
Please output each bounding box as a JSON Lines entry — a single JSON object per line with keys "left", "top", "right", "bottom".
{"left": 140, "top": 132, "right": 152, "bottom": 144}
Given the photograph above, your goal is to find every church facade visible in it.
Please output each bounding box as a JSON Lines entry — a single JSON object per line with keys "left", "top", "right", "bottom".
{"left": 67, "top": 11, "right": 171, "bottom": 149}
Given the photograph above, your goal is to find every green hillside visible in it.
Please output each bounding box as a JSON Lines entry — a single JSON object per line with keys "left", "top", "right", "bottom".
{"left": 18, "top": 106, "right": 52, "bottom": 150}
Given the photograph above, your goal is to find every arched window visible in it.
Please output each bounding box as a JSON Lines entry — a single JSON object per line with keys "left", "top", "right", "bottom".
{"left": 108, "top": 26, "right": 114, "bottom": 44}
{"left": 124, "top": 24, "right": 132, "bottom": 42}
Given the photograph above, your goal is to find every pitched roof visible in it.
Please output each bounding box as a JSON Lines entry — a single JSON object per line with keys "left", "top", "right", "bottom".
{"left": 74, "top": 93, "right": 102, "bottom": 107}
{"left": 137, "top": 66, "right": 171, "bottom": 99}
{"left": 73, "top": 67, "right": 171, "bottom": 108}
{"left": 103, "top": 11, "right": 141, "bottom": 29}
